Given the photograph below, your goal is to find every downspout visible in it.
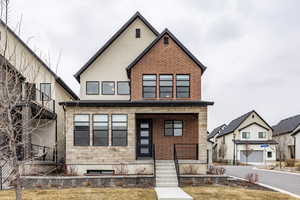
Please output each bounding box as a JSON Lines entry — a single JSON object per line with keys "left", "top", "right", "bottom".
{"left": 54, "top": 101, "right": 58, "bottom": 164}
{"left": 63, "top": 105, "right": 66, "bottom": 163}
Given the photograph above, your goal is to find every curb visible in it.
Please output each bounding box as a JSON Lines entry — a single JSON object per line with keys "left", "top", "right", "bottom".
{"left": 228, "top": 175, "right": 300, "bottom": 199}
{"left": 253, "top": 167, "right": 300, "bottom": 176}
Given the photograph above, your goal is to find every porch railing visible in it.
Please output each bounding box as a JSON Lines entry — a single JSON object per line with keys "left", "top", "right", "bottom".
{"left": 0, "top": 160, "right": 14, "bottom": 190}
{"left": 152, "top": 144, "right": 156, "bottom": 181}
{"left": 173, "top": 144, "right": 180, "bottom": 186}
{"left": 31, "top": 144, "right": 55, "bottom": 162}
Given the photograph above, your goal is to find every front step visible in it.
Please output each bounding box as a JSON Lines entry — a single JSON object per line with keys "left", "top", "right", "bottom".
{"left": 155, "top": 160, "right": 178, "bottom": 187}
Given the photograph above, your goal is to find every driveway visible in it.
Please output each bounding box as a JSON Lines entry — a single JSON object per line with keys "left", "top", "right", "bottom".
{"left": 224, "top": 166, "right": 300, "bottom": 197}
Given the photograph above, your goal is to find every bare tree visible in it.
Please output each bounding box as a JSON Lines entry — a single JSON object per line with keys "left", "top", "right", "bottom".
{"left": 0, "top": 1, "right": 55, "bottom": 199}
{"left": 275, "top": 136, "right": 287, "bottom": 169}
{"left": 218, "top": 143, "right": 227, "bottom": 162}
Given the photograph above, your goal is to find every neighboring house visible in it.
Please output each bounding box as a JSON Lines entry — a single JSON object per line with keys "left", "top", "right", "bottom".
{"left": 292, "top": 131, "right": 300, "bottom": 160}
{"left": 59, "top": 12, "right": 214, "bottom": 176}
{"left": 272, "top": 114, "right": 300, "bottom": 160}
{"left": 0, "top": 19, "right": 79, "bottom": 169}
{"left": 208, "top": 124, "right": 227, "bottom": 162}
{"left": 216, "top": 110, "right": 276, "bottom": 165}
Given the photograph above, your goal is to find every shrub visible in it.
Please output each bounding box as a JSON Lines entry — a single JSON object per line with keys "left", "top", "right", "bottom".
{"left": 207, "top": 166, "right": 226, "bottom": 175}
{"left": 286, "top": 159, "right": 295, "bottom": 167}
{"left": 295, "top": 163, "right": 300, "bottom": 171}
{"left": 182, "top": 165, "right": 198, "bottom": 175}
{"left": 245, "top": 173, "right": 259, "bottom": 183}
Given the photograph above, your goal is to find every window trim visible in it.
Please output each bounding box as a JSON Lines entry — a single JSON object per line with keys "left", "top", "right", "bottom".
{"left": 40, "top": 83, "right": 51, "bottom": 101}
{"left": 164, "top": 120, "right": 183, "bottom": 137}
{"left": 176, "top": 74, "right": 190, "bottom": 98}
{"left": 92, "top": 114, "right": 109, "bottom": 146}
{"left": 73, "top": 114, "right": 90, "bottom": 146}
{"left": 159, "top": 74, "right": 173, "bottom": 98}
{"left": 142, "top": 74, "right": 157, "bottom": 99}
{"left": 86, "top": 81, "right": 99, "bottom": 95}
{"left": 111, "top": 114, "right": 128, "bottom": 146}
{"left": 101, "top": 81, "right": 115, "bottom": 95}
{"left": 117, "top": 81, "right": 130, "bottom": 95}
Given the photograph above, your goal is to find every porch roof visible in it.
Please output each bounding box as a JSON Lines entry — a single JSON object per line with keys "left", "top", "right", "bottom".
{"left": 59, "top": 100, "right": 214, "bottom": 107}
{"left": 234, "top": 140, "right": 278, "bottom": 145}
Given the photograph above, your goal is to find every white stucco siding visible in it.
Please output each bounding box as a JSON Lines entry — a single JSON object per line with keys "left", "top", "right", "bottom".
{"left": 239, "top": 124, "right": 271, "bottom": 141}
{"left": 295, "top": 133, "right": 300, "bottom": 160}
{"left": 0, "top": 23, "right": 56, "bottom": 97}
{"left": 79, "top": 18, "right": 157, "bottom": 100}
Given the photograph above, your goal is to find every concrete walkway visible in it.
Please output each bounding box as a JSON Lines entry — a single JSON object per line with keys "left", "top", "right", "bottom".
{"left": 155, "top": 187, "right": 193, "bottom": 200}
{"left": 224, "top": 166, "right": 300, "bottom": 198}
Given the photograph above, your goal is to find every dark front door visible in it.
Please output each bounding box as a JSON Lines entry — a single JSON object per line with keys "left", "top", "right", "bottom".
{"left": 137, "top": 119, "right": 152, "bottom": 157}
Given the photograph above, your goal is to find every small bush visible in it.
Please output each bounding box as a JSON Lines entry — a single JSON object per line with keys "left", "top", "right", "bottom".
{"left": 295, "top": 163, "right": 300, "bottom": 171}
{"left": 207, "top": 166, "right": 226, "bottom": 175}
{"left": 285, "top": 159, "right": 295, "bottom": 167}
{"left": 245, "top": 173, "right": 259, "bottom": 183}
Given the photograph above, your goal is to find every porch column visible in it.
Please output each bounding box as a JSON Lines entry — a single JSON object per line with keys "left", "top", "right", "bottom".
{"left": 198, "top": 107, "right": 208, "bottom": 162}
{"left": 22, "top": 105, "right": 32, "bottom": 160}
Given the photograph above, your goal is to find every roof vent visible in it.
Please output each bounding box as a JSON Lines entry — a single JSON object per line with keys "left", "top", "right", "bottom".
{"left": 163, "top": 36, "right": 169, "bottom": 45}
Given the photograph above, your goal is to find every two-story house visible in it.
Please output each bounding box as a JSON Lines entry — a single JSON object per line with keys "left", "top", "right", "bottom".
{"left": 208, "top": 124, "right": 227, "bottom": 162}
{"left": 272, "top": 114, "right": 300, "bottom": 160}
{"left": 59, "top": 12, "right": 214, "bottom": 178}
{"left": 0, "top": 19, "right": 79, "bottom": 177}
{"left": 215, "top": 110, "right": 277, "bottom": 165}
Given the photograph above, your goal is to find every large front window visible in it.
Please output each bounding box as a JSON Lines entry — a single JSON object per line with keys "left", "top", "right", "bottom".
{"left": 164, "top": 120, "right": 183, "bottom": 136}
{"left": 74, "top": 114, "right": 90, "bottom": 146}
{"left": 176, "top": 75, "right": 190, "bottom": 98}
{"left": 143, "top": 75, "right": 156, "bottom": 98}
{"left": 93, "top": 115, "right": 109, "bottom": 146}
{"left": 112, "top": 114, "right": 128, "bottom": 146}
{"left": 159, "top": 75, "right": 173, "bottom": 98}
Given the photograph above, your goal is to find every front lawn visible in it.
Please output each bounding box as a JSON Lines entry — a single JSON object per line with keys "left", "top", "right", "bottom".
{"left": 183, "top": 186, "right": 299, "bottom": 200}
{"left": 0, "top": 186, "right": 298, "bottom": 200}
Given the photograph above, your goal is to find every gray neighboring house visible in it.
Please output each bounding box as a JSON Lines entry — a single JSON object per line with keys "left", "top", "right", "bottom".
{"left": 207, "top": 124, "right": 227, "bottom": 162}
{"left": 272, "top": 114, "right": 300, "bottom": 160}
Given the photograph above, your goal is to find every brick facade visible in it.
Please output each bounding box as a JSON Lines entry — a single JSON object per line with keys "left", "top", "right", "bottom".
{"left": 130, "top": 33, "right": 203, "bottom": 101}
{"left": 137, "top": 114, "right": 198, "bottom": 160}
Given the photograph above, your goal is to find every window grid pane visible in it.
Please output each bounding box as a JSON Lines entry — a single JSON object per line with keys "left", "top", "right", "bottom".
{"left": 93, "top": 115, "right": 108, "bottom": 146}
{"left": 86, "top": 81, "right": 99, "bottom": 95}
{"left": 40, "top": 83, "right": 51, "bottom": 101}
{"left": 117, "top": 82, "right": 130, "bottom": 95}
{"left": 74, "top": 114, "right": 90, "bottom": 146}
{"left": 102, "top": 82, "right": 115, "bottom": 95}
{"left": 112, "top": 115, "right": 128, "bottom": 146}
{"left": 176, "top": 75, "right": 190, "bottom": 98}
{"left": 143, "top": 75, "right": 156, "bottom": 98}
{"left": 160, "top": 75, "right": 173, "bottom": 98}
{"left": 164, "top": 120, "right": 183, "bottom": 136}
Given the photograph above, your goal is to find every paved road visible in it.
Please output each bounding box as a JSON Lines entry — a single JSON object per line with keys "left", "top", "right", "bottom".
{"left": 224, "top": 166, "right": 300, "bottom": 197}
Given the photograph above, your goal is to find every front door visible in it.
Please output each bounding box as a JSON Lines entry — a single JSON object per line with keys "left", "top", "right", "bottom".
{"left": 137, "top": 119, "right": 152, "bottom": 158}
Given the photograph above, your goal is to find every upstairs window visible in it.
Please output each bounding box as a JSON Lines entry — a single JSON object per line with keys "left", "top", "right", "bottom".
{"left": 258, "top": 132, "right": 266, "bottom": 139}
{"left": 164, "top": 120, "right": 183, "bottom": 136}
{"left": 86, "top": 81, "right": 99, "bottom": 95}
{"left": 143, "top": 75, "right": 156, "bottom": 98}
{"left": 242, "top": 132, "right": 250, "bottom": 139}
{"left": 111, "top": 114, "right": 128, "bottom": 146}
{"left": 102, "top": 82, "right": 115, "bottom": 95}
{"left": 117, "top": 81, "right": 130, "bottom": 95}
{"left": 93, "top": 114, "right": 109, "bottom": 146}
{"left": 135, "top": 28, "right": 141, "bottom": 38}
{"left": 159, "top": 75, "right": 173, "bottom": 98}
{"left": 163, "top": 36, "right": 169, "bottom": 45}
{"left": 74, "top": 114, "right": 90, "bottom": 146}
{"left": 176, "top": 75, "right": 190, "bottom": 98}
{"left": 40, "top": 83, "right": 51, "bottom": 101}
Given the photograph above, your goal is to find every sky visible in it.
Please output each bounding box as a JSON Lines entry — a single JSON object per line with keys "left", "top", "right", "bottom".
{"left": 7, "top": 0, "right": 300, "bottom": 130}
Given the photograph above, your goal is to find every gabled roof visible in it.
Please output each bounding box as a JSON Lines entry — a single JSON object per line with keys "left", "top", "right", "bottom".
{"left": 74, "top": 11, "right": 159, "bottom": 82}
{"left": 0, "top": 19, "right": 79, "bottom": 100}
{"left": 273, "top": 114, "right": 300, "bottom": 136}
{"left": 217, "top": 110, "right": 272, "bottom": 137}
{"left": 126, "top": 28, "right": 207, "bottom": 77}
{"left": 208, "top": 124, "right": 227, "bottom": 139}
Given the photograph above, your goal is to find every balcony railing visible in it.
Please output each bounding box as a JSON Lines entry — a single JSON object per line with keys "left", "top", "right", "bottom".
{"left": 31, "top": 144, "right": 55, "bottom": 162}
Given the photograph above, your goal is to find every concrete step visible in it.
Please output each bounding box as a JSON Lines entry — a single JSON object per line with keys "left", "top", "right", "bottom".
{"left": 155, "top": 187, "right": 193, "bottom": 200}
{"left": 156, "top": 160, "right": 174, "bottom": 163}
{"left": 156, "top": 183, "right": 179, "bottom": 187}
{"left": 156, "top": 174, "right": 177, "bottom": 178}
{"left": 156, "top": 176, "right": 178, "bottom": 181}
{"left": 156, "top": 166, "right": 175, "bottom": 170}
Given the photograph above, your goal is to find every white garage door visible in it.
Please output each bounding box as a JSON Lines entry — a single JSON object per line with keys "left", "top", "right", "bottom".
{"left": 240, "top": 150, "right": 263, "bottom": 163}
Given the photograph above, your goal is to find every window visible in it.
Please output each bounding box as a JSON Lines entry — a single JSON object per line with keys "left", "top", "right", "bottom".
{"left": 112, "top": 115, "right": 128, "bottom": 146}
{"left": 93, "top": 115, "right": 108, "bottom": 146}
{"left": 258, "top": 132, "right": 266, "bottom": 139}
{"left": 242, "top": 132, "right": 250, "bottom": 139}
{"left": 176, "top": 75, "right": 190, "bottom": 98}
{"left": 143, "top": 75, "right": 156, "bottom": 98}
{"left": 135, "top": 28, "right": 141, "bottom": 38}
{"left": 102, "top": 81, "right": 115, "bottom": 95}
{"left": 159, "top": 75, "right": 173, "bottom": 98}
{"left": 267, "top": 151, "right": 272, "bottom": 158}
{"left": 117, "top": 81, "right": 130, "bottom": 95}
{"left": 163, "top": 36, "right": 169, "bottom": 45}
{"left": 86, "top": 81, "right": 99, "bottom": 95}
{"left": 164, "top": 120, "right": 183, "bottom": 136}
{"left": 74, "top": 114, "right": 90, "bottom": 146}
{"left": 40, "top": 83, "right": 51, "bottom": 101}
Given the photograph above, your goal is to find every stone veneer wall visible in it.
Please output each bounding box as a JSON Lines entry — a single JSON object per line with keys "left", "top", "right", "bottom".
{"left": 65, "top": 106, "right": 207, "bottom": 175}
